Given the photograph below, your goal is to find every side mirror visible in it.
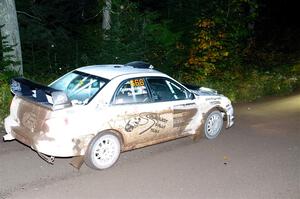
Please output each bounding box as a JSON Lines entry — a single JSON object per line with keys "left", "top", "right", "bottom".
{"left": 189, "top": 92, "right": 195, "bottom": 100}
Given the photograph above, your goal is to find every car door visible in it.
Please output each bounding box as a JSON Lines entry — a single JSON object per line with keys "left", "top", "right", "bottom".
{"left": 108, "top": 77, "right": 198, "bottom": 150}
{"left": 146, "top": 77, "right": 199, "bottom": 137}
{"left": 108, "top": 77, "right": 174, "bottom": 150}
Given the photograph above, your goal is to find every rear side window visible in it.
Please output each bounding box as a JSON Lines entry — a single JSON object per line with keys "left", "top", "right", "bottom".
{"left": 114, "top": 78, "right": 150, "bottom": 104}
{"left": 147, "top": 77, "right": 190, "bottom": 102}
{"left": 50, "top": 71, "right": 108, "bottom": 104}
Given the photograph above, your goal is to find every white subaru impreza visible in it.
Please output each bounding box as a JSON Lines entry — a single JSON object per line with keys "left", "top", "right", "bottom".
{"left": 4, "top": 61, "right": 234, "bottom": 170}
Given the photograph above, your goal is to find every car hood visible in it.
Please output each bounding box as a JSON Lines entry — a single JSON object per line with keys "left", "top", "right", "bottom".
{"left": 190, "top": 87, "right": 221, "bottom": 97}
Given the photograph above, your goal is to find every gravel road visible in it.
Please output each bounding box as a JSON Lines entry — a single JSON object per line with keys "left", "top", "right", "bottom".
{"left": 0, "top": 93, "right": 299, "bottom": 199}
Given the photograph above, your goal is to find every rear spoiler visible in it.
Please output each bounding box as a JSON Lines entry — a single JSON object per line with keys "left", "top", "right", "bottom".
{"left": 11, "top": 77, "right": 71, "bottom": 110}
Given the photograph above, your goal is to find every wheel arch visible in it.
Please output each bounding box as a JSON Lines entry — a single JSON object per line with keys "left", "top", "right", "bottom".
{"left": 193, "top": 106, "right": 225, "bottom": 141}
{"left": 211, "top": 105, "right": 232, "bottom": 128}
{"left": 96, "top": 129, "right": 125, "bottom": 151}
{"left": 211, "top": 105, "right": 227, "bottom": 120}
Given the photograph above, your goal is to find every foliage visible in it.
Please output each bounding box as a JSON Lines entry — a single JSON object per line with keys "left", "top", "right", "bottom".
{"left": 98, "top": 1, "right": 178, "bottom": 72}
{"left": 17, "top": 0, "right": 180, "bottom": 75}
{"left": 4, "top": 0, "right": 298, "bottom": 108}
{"left": 183, "top": 0, "right": 258, "bottom": 82}
{"left": 187, "top": 18, "right": 229, "bottom": 80}
{"left": 17, "top": 0, "right": 99, "bottom": 74}
{"left": 144, "top": 19, "right": 181, "bottom": 73}
{"left": 195, "top": 64, "right": 299, "bottom": 103}
{"left": 0, "top": 71, "right": 18, "bottom": 125}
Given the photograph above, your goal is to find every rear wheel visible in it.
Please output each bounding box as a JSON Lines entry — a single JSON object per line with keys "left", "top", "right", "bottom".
{"left": 84, "top": 132, "right": 121, "bottom": 170}
{"left": 204, "top": 110, "right": 223, "bottom": 139}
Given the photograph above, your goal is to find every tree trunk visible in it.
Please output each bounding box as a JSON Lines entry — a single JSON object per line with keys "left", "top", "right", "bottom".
{"left": 0, "top": 0, "right": 23, "bottom": 75}
{"left": 102, "top": 0, "right": 111, "bottom": 37}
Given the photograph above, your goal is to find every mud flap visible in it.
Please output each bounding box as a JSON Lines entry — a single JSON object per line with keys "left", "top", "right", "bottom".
{"left": 192, "top": 116, "right": 205, "bottom": 141}
{"left": 192, "top": 124, "right": 204, "bottom": 141}
{"left": 70, "top": 156, "right": 84, "bottom": 170}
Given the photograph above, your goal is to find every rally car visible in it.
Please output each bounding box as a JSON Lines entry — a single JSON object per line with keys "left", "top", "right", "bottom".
{"left": 3, "top": 61, "right": 234, "bottom": 170}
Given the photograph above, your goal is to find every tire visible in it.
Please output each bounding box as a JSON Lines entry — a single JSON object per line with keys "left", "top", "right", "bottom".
{"left": 84, "top": 131, "right": 121, "bottom": 170}
{"left": 204, "top": 110, "right": 223, "bottom": 139}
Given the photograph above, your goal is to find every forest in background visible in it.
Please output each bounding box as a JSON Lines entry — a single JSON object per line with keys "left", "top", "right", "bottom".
{"left": 1, "top": 0, "right": 300, "bottom": 122}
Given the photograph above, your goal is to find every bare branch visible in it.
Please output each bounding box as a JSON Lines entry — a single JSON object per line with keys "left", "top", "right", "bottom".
{"left": 16, "top": 11, "right": 42, "bottom": 22}
{"left": 84, "top": 8, "right": 103, "bottom": 22}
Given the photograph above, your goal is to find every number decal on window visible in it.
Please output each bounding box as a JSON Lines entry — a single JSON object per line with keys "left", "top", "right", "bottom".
{"left": 130, "top": 79, "right": 144, "bottom": 87}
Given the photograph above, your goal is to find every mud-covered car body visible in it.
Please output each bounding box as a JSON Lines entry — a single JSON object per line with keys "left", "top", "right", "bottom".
{"left": 4, "top": 62, "right": 234, "bottom": 169}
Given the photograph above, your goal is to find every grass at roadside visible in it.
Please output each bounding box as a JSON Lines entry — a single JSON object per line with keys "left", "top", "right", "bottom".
{"left": 205, "top": 64, "right": 300, "bottom": 102}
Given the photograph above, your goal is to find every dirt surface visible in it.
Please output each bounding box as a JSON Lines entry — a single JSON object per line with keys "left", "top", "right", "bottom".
{"left": 0, "top": 93, "right": 299, "bottom": 199}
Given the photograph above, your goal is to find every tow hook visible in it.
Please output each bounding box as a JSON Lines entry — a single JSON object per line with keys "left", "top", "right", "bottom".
{"left": 37, "top": 152, "right": 55, "bottom": 164}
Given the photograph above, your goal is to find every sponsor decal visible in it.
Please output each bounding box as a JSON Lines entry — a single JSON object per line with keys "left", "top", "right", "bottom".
{"left": 209, "top": 101, "right": 221, "bottom": 105}
{"left": 205, "top": 97, "right": 221, "bottom": 101}
{"left": 125, "top": 112, "right": 168, "bottom": 135}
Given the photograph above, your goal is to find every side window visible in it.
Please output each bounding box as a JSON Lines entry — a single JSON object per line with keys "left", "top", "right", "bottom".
{"left": 166, "top": 80, "right": 190, "bottom": 100}
{"left": 114, "top": 78, "right": 150, "bottom": 104}
{"left": 147, "top": 78, "right": 190, "bottom": 102}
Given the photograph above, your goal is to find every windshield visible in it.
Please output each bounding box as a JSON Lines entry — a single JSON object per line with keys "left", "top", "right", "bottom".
{"left": 50, "top": 71, "right": 108, "bottom": 105}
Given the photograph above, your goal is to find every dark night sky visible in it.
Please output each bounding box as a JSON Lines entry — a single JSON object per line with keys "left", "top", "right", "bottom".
{"left": 255, "top": 0, "right": 300, "bottom": 51}
{"left": 260, "top": 0, "right": 299, "bottom": 28}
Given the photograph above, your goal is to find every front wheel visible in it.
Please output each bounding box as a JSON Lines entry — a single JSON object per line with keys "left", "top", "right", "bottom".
{"left": 204, "top": 110, "right": 223, "bottom": 139}
{"left": 84, "top": 132, "right": 121, "bottom": 170}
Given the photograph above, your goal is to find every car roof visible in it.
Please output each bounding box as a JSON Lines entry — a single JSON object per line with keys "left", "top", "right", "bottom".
{"left": 75, "top": 64, "right": 164, "bottom": 80}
